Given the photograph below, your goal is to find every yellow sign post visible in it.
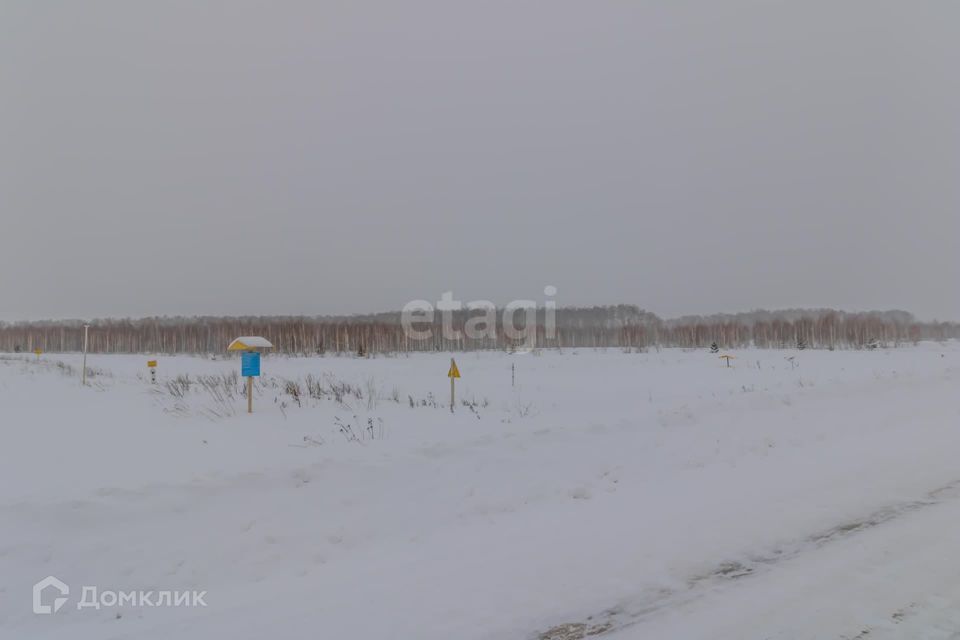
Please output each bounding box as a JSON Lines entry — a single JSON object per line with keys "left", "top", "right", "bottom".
{"left": 33, "top": 348, "right": 42, "bottom": 359}
{"left": 447, "top": 358, "right": 460, "bottom": 413}
{"left": 719, "top": 354, "right": 735, "bottom": 368}
{"left": 147, "top": 360, "right": 157, "bottom": 383}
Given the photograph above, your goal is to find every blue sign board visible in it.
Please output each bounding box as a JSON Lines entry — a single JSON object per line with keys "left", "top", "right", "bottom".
{"left": 241, "top": 351, "right": 261, "bottom": 377}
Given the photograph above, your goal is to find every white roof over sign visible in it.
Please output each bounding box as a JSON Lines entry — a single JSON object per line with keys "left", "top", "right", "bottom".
{"left": 227, "top": 336, "right": 274, "bottom": 350}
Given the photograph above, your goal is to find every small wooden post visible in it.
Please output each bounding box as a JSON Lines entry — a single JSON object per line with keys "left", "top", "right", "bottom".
{"left": 450, "top": 375, "right": 455, "bottom": 414}
{"left": 247, "top": 376, "right": 253, "bottom": 414}
{"left": 81, "top": 324, "right": 90, "bottom": 385}
{"left": 512, "top": 362, "right": 515, "bottom": 387}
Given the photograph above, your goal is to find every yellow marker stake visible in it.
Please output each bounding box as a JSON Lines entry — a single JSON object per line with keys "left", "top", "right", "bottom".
{"left": 719, "top": 354, "right": 735, "bottom": 368}
{"left": 447, "top": 358, "right": 460, "bottom": 413}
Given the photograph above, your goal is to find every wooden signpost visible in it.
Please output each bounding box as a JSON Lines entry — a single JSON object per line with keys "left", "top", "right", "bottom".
{"left": 448, "top": 358, "right": 460, "bottom": 413}
{"left": 228, "top": 337, "right": 274, "bottom": 414}
{"left": 241, "top": 352, "right": 260, "bottom": 413}
{"left": 719, "top": 354, "right": 735, "bottom": 368}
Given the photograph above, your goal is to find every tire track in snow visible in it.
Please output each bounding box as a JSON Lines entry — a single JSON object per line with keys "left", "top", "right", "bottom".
{"left": 534, "top": 478, "right": 960, "bottom": 640}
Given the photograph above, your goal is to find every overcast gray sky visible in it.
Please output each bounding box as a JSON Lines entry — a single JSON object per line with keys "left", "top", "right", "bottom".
{"left": 2, "top": 1, "right": 957, "bottom": 322}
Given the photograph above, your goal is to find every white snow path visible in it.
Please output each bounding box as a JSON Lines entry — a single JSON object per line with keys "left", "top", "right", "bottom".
{"left": 607, "top": 486, "right": 960, "bottom": 640}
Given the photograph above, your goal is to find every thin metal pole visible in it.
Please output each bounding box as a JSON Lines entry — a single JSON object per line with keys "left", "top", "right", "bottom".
{"left": 247, "top": 376, "right": 253, "bottom": 413}
{"left": 81, "top": 324, "right": 90, "bottom": 385}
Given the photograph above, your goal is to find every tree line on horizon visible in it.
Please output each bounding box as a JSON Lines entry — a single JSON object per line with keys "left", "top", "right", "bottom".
{"left": 0, "top": 306, "right": 956, "bottom": 355}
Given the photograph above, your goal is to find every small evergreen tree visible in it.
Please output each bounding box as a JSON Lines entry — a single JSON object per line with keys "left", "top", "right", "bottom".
{"left": 797, "top": 337, "right": 806, "bottom": 350}
{"left": 710, "top": 342, "right": 719, "bottom": 354}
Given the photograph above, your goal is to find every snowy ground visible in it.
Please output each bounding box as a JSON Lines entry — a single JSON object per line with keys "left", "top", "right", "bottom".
{"left": 1, "top": 344, "right": 958, "bottom": 639}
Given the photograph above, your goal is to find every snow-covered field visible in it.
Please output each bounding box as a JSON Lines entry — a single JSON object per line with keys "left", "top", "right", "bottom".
{"left": 2, "top": 344, "right": 959, "bottom": 639}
